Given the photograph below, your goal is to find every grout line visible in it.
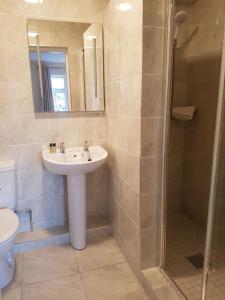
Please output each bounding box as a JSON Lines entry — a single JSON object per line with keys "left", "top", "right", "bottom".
{"left": 18, "top": 241, "right": 128, "bottom": 296}
{"left": 74, "top": 259, "right": 127, "bottom": 276}
{"left": 79, "top": 275, "right": 89, "bottom": 300}
{"left": 78, "top": 261, "right": 128, "bottom": 276}
{"left": 72, "top": 247, "right": 81, "bottom": 275}
{"left": 21, "top": 273, "right": 79, "bottom": 288}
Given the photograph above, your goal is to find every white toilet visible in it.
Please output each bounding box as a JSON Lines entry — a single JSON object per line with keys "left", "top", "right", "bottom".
{"left": 0, "top": 160, "right": 19, "bottom": 288}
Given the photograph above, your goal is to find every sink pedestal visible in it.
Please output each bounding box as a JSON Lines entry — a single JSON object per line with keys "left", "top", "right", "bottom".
{"left": 42, "top": 146, "right": 108, "bottom": 251}
{"left": 67, "top": 174, "right": 86, "bottom": 250}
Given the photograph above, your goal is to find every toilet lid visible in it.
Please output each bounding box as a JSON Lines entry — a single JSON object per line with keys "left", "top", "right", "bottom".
{"left": 0, "top": 208, "right": 19, "bottom": 243}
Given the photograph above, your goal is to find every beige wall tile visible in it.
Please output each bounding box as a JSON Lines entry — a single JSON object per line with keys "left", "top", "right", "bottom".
{"left": 119, "top": 28, "right": 142, "bottom": 78}
{"left": 120, "top": 75, "right": 142, "bottom": 117}
{"left": 0, "top": 82, "right": 33, "bottom": 115}
{"left": 0, "top": 0, "right": 108, "bottom": 230}
{"left": 116, "top": 116, "right": 141, "bottom": 156}
{"left": 141, "top": 117, "right": 163, "bottom": 157}
{"left": 119, "top": 206, "right": 140, "bottom": 261}
{"left": 141, "top": 193, "right": 158, "bottom": 229}
{"left": 90, "top": 0, "right": 109, "bottom": 21}
{"left": 143, "top": 0, "right": 166, "bottom": 27}
{"left": 141, "top": 227, "right": 159, "bottom": 269}
{"left": 105, "top": 81, "right": 121, "bottom": 115}
{"left": 143, "top": 26, "right": 165, "bottom": 75}
{"left": 117, "top": 0, "right": 143, "bottom": 39}
{"left": 109, "top": 195, "right": 120, "bottom": 240}
{"left": 104, "top": 0, "right": 165, "bottom": 276}
{"left": 142, "top": 75, "right": 164, "bottom": 117}
{"left": 117, "top": 178, "right": 140, "bottom": 226}
{"left": 0, "top": 49, "right": 30, "bottom": 83}
{"left": 103, "top": 0, "right": 168, "bottom": 278}
{"left": 141, "top": 156, "right": 161, "bottom": 194}
{"left": 0, "top": 115, "right": 49, "bottom": 145}
{"left": 0, "top": 14, "right": 27, "bottom": 49}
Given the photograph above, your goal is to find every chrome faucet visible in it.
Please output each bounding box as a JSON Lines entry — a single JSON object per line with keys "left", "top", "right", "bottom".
{"left": 82, "top": 141, "right": 91, "bottom": 161}
{"left": 59, "top": 142, "right": 66, "bottom": 153}
{"left": 83, "top": 141, "right": 89, "bottom": 151}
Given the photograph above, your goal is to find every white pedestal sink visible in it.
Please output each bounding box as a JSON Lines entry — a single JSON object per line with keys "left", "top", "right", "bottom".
{"left": 42, "top": 146, "right": 108, "bottom": 250}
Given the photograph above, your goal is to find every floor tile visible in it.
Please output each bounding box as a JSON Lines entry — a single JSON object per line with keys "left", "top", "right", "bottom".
{"left": 81, "top": 262, "right": 148, "bottom": 300}
{"left": 165, "top": 212, "right": 205, "bottom": 300}
{"left": 22, "top": 275, "right": 87, "bottom": 300}
{"left": 23, "top": 245, "right": 78, "bottom": 285}
{"left": 74, "top": 236, "right": 125, "bottom": 273}
{"left": 1, "top": 287, "right": 21, "bottom": 300}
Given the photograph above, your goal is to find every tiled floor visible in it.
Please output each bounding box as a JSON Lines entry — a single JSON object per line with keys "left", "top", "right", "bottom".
{"left": 165, "top": 212, "right": 205, "bottom": 300}
{"left": 204, "top": 239, "right": 225, "bottom": 300}
{"left": 165, "top": 212, "right": 225, "bottom": 300}
{"left": 1, "top": 236, "right": 149, "bottom": 300}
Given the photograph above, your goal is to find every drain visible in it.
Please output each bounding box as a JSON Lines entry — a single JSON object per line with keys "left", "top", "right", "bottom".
{"left": 186, "top": 253, "right": 204, "bottom": 269}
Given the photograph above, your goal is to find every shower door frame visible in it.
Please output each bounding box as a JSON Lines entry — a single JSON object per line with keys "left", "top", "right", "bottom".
{"left": 160, "top": 0, "right": 225, "bottom": 299}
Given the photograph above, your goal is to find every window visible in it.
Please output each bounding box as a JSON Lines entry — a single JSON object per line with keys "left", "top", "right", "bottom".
{"left": 50, "top": 75, "right": 68, "bottom": 111}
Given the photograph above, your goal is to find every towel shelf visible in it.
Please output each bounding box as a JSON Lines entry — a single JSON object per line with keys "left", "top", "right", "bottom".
{"left": 171, "top": 106, "right": 196, "bottom": 121}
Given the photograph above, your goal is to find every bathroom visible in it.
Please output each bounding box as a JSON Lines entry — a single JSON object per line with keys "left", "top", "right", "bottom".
{"left": 1, "top": 0, "right": 225, "bottom": 299}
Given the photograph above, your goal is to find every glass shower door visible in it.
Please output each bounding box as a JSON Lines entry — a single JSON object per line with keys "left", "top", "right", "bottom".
{"left": 205, "top": 94, "right": 225, "bottom": 299}
{"left": 199, "top": 15, "right": 225, "bottom": 298}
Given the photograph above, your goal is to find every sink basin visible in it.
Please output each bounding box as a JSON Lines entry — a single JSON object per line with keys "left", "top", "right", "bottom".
{"left": 42, "top": 145, "right": 108, "bottom": 250}
{"left": 42, "top": 146, "right": 108, "bottom": 176}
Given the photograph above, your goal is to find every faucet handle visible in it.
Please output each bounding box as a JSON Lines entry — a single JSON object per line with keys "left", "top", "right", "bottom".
{"left": 83, "top": 141, "right": 89, "bottom": 151}
{"left": 59, "top": 142, "right": 65, "bottom": 153}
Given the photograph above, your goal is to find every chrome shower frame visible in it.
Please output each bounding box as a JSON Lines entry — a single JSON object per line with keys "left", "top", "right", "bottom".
{"left": 160, "top": 0, "right": 225, "bottom": 299}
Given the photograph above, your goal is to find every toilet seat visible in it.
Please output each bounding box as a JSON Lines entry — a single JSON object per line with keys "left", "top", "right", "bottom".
{"left": 0, "top": 209, "right": 19, "bottom": 244}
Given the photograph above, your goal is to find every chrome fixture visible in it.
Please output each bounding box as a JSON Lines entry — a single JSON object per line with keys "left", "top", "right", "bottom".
{"left": 161, "top": 1, "right": 225, "bottom": 299}
{"left": 174, "top": 10, "right": 187, "bottom": 42}
{"left": 59, "top": 142, "right": 66, "bottom": 153}
{"left": 82, "top": 141, "right": 91, "bottom": 161}
{"left": 15, "top": 208, "right": 33, "bottom": 231}
{"left": 83, "top": 140, "right": 89, "bottom": 151}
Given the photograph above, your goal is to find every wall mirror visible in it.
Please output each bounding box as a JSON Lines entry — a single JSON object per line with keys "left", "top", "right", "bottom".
{"left": 27, "top": 19, "right": 105, "bottom": 113}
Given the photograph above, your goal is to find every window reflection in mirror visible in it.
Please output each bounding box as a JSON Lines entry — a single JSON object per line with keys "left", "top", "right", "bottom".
{"left": 27, "top": 19, "right": 105, "bottom": 113}
{"left": 29, "top": 48, "right": 70, "bottom": 112}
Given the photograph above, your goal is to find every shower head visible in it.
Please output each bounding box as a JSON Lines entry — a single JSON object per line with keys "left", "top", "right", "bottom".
{"left": 174, "top": 10, "right": 187, "bottom": 24}
{"left": 174, "top": 10, "right": 187, "bottom": 41}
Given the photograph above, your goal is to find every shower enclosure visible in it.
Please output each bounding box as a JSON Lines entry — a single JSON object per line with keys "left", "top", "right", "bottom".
{"left": 161, "top": 0, "right": 225, "bottom": 299}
